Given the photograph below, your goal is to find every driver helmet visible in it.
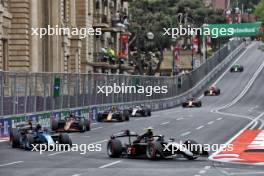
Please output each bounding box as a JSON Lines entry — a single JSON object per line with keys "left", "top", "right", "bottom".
{"left": 145, "top": 127, "right": 154, "bottom": 136}
{"left": 69, "top": 113, "right": 74, "bottom": 118}
{"left": 36, "top": 124, "right": 42, "bottom": 131}
{"left": 112, "top": 106, "right": 117, "bottom": 112}
{"left": 210, "top": 85, "right": 216, "bottom": 90}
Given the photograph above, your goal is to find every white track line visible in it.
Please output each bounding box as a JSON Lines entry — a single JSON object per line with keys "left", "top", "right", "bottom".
{"left": 99, "top": 160, "right": 122, "bottom": 168}
{"left": 181, "top": 131, "right": 191, "bottom": 136}
{"left": 207, "top": 121, "right": 214, "bottom": 125}
{"left": 196, "top": 125, "right": 204, "bottom": 130}
{"left": 209, "top": 112, "right": 264, "bottom": 161}
{"left": 160, "top": 121, "right": 170, "bottom": 125}
{"left": 91, "top": 127, "right": 103, "bottom": 131}
{"left": 0, "top": 161, "right": 23, "bottom": 167}
{"left": 249, "top": 120, "right": 259, "bottom": 130}
{"left": 48, "top": 151, "right": 68, "bottom": 156}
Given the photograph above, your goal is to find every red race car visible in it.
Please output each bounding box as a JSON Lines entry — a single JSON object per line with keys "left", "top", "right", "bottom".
{"left": 204, "top": 86, "right": 220, "bottom": 96}
{"left": 182, "top": 98, "right": 202, "bottom": 108}
{"left": 51, "top": 114, "right": 90, "bottom": 133}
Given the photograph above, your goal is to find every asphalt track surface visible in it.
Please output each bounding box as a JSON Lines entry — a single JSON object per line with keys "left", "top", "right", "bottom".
{"left": 1, "top": 42, "right": 264, "bottom": 176}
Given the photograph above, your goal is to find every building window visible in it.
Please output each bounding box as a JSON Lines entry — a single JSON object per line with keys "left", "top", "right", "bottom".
{"left": 2, "top": 39, "right": 8, "bottom": 71}
{"left": 63, "top": 0, "right": 67, "bottom": 22}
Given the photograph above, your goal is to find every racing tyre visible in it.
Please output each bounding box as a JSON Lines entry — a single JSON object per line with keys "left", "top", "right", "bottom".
{"left": 79, "top": 118, "right": 86, "bottom": 133}
{"left": 10, "top": 129, "right": 20, "bottom": 148}
{"left": 147, "top": 110, "right": 151, "bottom": 116}
{"left": 198, "top": 101, "right": 202, "bottom": 107}
{"left": 107, "top": 139, "right": 123, "bottom": 158}
{"left": 24, "top": 134, "right": 34, "bottom": 150}
{"left": 123, "top": 110, "right": 130, "bottom": 121}
{"left": 240, "top": 67, "right": 244, "bottom": 72}
{"left": 97, "top": 114, "right": 103, "bottom": 122}
{"left": 84, "top": 119, "right": 91, "bottom": 131}
{"left": 146, "top": 142, "right": 163, "bottom": 160}
{"left": 59, "top": 133, "right": 72, "bottom": 149}
{"left": 51, "top": 119, "right": 59, "bottom": 131}
{"left": 183, "top": 140, "right": 199, "bottom": 160}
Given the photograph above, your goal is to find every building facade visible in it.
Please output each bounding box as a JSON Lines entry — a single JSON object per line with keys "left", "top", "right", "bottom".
{"left": 0, "top": 0, "right": 132, "bottom": 74}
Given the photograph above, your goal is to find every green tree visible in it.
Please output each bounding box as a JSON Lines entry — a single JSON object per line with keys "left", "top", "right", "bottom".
{"left": 129, "top": 0, "right": 227, "bottom": 75}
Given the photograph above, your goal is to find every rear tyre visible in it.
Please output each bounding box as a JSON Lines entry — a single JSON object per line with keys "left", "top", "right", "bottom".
{"left": 146, "top": 142, "right": 163, "bottom": 160}
{"left": 24, "top": 134, "right": 34, "bottom": 150}
{"left": 97, "top": 114, "right": 103, "bottom": 122}
{"left": 85, "top": 119, "right": 91, "bottom": 131}
{"left": 79, "top": 119, "right": 86, "bottom": 133}
{"left": 123, "top": 110, "right": 130, "bottom": 121}
{"left": 51, "top": 119, "right": 59, "bottom": 131}
{"left": 147, "top": 110, "right": 151, "bottom": 116}
{"left": 107, "top": 139, "right": 123, "bottom": 158}
{"left": 59, "top": 133, "right": 72, "bottom": 149}
{"left": 10, "top": 129, "right": 20, "bottom": 148}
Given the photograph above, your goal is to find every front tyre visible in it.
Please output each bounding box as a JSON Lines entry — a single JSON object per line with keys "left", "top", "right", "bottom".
{"left": 107, "top": 139, "right": 123, "bottom": 158}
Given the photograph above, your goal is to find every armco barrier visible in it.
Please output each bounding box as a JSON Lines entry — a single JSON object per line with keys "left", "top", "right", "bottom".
{"left": 0, "top": 40, "right": 245, "bottom": 140}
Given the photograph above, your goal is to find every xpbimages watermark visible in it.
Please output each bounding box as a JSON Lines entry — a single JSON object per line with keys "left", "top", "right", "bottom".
{"left": 31, "top": 142, "right": 102, "bottom": 155}
{"left": 163, "top": 25, "right": 234, "bottom": 39}
{"left": 31, "top": 25, "right": 102, "bottom": 39}
{"left": 163, "top": 141, "right": 233, "bottom": 155}
{"left": 97, "top": 83, "right": 168, "bottom": 97}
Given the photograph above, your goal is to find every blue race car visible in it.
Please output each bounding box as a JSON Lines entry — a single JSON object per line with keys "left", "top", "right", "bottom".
{"left": 10, "top": 121, "right": 72, "bottom": 150}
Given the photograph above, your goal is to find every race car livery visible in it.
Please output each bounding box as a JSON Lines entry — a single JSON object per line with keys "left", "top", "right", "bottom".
{"left": 182, "top": 98, "right": 202, "bottom": 108}
{"left": 230, "top": 64, "right": 244, "bottom": 72}
{"left": 128, "top": 106, "right": 151, "bottom": 117}
{"left": 51, "top": 115, "right": 90, "bottom": 133}
{"left": 97, "top": 106, "right": 130, "bottom": 122}
{"left": 204, "top": 86, "right": 220, "bottom": 96}
{"left": 10, "top": 121, "right": 72, "bottom": 150}
{"left": 107, "top": 130, "right": 208, "bottom": 160}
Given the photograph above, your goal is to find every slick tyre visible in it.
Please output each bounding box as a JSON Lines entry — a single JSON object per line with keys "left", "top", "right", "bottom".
{"left": 59, "top": 133, "right": 72, "bottom": 149}
{"left": 84, "top": 119, "right": 91, "bottom": 131}
{"left": 183, "top": 140, "right": 199, "bottom": 160}
{"left": 10, "top": 129, "right": 20, "bottom": 148}
{"left": 97, "top": 114, "right": 103, "bottom": 122}
{"left": 147, "top": 110, "right": 151, "bottom": 116}
{"left": 24, "top": 134, "right": 34, "bottom": 150}
{"left": 146, "top": 142, "right": 163, "bottom": 160}
{"left": 123, "top": 110, "right": 130, "bottom": 121}
{"left": 79, "top": 119, "right": 86, "bottom": 133}
{"left": 107, "top": 139, "right": 123, "bottom": 158}
{"left": 51, "top": 119, "right": 59, "bottom": 131}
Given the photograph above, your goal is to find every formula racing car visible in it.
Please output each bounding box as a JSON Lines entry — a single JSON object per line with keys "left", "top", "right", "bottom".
{"left": 51, "top": 114, "right": 90, "bottom": 133}
{"left": 97, "top": 106, "right": 130, "bottom": 122}
{"left": 182, "top": 98, "right": 202, "bottom": 108}
{"left": 128, "top": 105, "right": 151, "bottom": 117}
{"left": 107, "top": 128, "right": 208, "bottom": 160}
{"left": 204, "top": 86, "right": 220, "bottom": 96}
{"left": 230, "top": 64, "right": 244, "bottom": 72}
{"left": 10, "top": 121, "right": 72, "bottom": 150}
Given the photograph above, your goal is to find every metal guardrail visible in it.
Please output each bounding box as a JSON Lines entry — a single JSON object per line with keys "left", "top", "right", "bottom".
{"left": 0, "top": 39, "right": 242, "bottom": 117}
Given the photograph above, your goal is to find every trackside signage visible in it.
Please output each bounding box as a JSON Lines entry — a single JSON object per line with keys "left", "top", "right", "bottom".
{"left": 207, "top": 22, "right": 263, "bottom": 37}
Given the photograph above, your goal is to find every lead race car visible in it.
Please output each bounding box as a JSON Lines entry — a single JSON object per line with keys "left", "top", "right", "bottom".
{"left": 204, "top": 86, "right": 220, "bottom": 96}
{"left": 230, "top": 64, "right": 244, "bottom": 72}
{"left": 10, "top": 121, "right": 72, "bottom": 150}
{"left": 182, "top": 98, "right": 202, "bottom": 108}
{"left": 128, "top": 105, "right": 151, "bottom": 117}
{"left": 97, "top": 106, "right": 130, "bottom": 122}
{"left": 51, "top": 114, "right": 90, "bottom": 133}
{"left": 107, "top": 128, "right": 208, "bottom": 160}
